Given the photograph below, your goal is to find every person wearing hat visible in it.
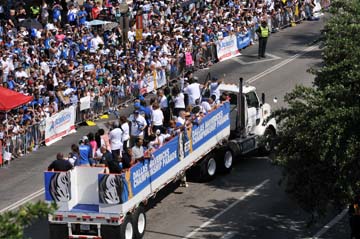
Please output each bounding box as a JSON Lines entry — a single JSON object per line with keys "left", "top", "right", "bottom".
{"left": 48, "top": 153, "right": 73, "bottom": 171}
{"left": 256, "top": 18, "right": 270, "bottom": 59}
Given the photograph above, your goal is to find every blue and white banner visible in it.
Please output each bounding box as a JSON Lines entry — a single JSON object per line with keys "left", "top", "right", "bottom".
{"left": 216, "top": 35, "right": 241, "bottom": 62}
{"left": 117, "top": 103, "right": 231, "bottom": 202}
{"left": 236, "top": 32, "right": 251, "bottom": 50}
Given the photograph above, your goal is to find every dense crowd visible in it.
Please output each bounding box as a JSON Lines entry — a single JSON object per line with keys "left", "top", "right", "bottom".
{"left": 0, "top": 0, "right": 323, "bottom": 161}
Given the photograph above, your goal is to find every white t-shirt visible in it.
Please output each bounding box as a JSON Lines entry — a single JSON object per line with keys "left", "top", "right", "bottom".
{"left": 159, "top": 95, "right": 168, "bottom": 108}
{"left": 184, "top": 83, "right": 201, "bottom": 106}
{"left": 174, "top": 93, "right": 185, "bottom": 109}
{"left": 120, "top": 122, "right": 130, "bottom": 142}
{"left": 176, "top": 116, "right": 185, "bottom": 126}
{"left": 109, "top": 128, "right": 123, "bottom": 151}
{"left": 128, "top": 114, "right": 147, "bottom": 136}
{"left": 151, "top": 109, "right": 164, "bottom": 126}
{"left": 209, "top": 82, "right": 220, "bottom": 101}
{"left": 201, "top": 101, "right": 212, "bottom": 113}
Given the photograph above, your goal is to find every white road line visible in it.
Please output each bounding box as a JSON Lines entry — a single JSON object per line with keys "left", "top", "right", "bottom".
{"left": 308, "top": 208, "right": 349, "bottom": 239}
{"left": 246, "top": 44, "right": 319, "bottom": 84}
{"left": 181, "top": 179, "right": 269, "bottom": 239}
{"left": 0, "top": 188, "right": 45, "bottom": 214}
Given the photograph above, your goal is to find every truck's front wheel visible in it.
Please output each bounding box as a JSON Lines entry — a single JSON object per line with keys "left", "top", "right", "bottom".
{"left": 133, "top": 206, "right": 146, "bottom": 239}
{"left": 120, "top": 215, "right": 134, "bottom": 239}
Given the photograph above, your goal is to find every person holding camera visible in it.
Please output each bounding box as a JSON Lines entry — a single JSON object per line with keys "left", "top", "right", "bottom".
{"left": 128, "top": 110, "right": 147, "bottom": 147}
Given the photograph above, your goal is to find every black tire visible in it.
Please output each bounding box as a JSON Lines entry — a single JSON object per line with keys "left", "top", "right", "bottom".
{"left": 120, "top": 215, "right": 134, "bottom": 239}
{"left": 217, "top": 148, "right": 233, "bottom": 174}
{"left": 133, "top": 206, "right": 146, "bottom": 239}
{"left": 49, "top": 223, "right": 68, "bottom": 239}
{"left": 260, "top": 128, "right": 276, "bottom": 156}
{"left": 101, "top": 225, "right": 121, "bottom": 239}
{"left": 199, "top": 154, "right": 217, "bottom": 181}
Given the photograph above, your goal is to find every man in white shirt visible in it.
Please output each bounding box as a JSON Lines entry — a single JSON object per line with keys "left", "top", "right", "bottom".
{"left": 128, "top": 110, "right": 147, "bottom": 147}
{"left": 183, "top": 78, "right": 203, "bottom": 106}
{"left": 109, "top": 122, "right": 123, "bottom": 160}
{"left": 151, "top": 102, "right": 164, "bottom": 133}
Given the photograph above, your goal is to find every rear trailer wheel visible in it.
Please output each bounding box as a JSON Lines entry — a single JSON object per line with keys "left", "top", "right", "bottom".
{"left": 200, "top": 155, "right": 217, "bottom": 181}
{"left": 120, "top": 216, "right": 134, "bottom": 239}
{"left": 133, "top": 206, "right": 146, "bottom": 239}
{"left": 218, "top": 149, "right": 233, "bottom": 173}
{"left": 49, "top": 223, "right": 68, "bottom": 239}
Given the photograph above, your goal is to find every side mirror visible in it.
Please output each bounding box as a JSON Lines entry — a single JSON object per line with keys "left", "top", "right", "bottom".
{"left": 261, "top": 93, "right": 265, "bottom": 105}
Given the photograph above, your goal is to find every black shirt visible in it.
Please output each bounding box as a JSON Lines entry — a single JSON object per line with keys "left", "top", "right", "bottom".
{"left": 48, "top": 159, "right": 73, "bottom": 171}
{"left": 99, "top": 151, "right": 113, "bottom": 166}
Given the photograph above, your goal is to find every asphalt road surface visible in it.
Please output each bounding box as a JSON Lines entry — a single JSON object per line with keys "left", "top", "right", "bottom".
{"left": 0, "top": 15, "right": 350, "bottom": 239}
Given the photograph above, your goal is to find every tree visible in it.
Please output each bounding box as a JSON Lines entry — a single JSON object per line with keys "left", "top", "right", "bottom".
{"left": 0, "top": 201, "right": 56, "bottom": 239}
{"left": 273, "top": 0, "right": 360, "bottom": 219}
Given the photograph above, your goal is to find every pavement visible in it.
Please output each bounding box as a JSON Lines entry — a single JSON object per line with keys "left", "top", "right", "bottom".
{"left": 0, "top": 14, "right": 351, "bottom": 239}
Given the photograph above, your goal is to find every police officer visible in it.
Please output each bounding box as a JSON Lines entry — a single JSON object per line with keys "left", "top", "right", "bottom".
{"left": 256, "top": 19, "right": 270, "bottom": 59}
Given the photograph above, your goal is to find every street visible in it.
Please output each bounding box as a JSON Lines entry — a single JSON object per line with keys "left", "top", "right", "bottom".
{"left": 0, "top": 15, "right": 350, "bottom": 239}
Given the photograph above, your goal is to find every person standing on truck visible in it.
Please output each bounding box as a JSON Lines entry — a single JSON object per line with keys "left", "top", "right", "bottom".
{"left": 183, "top": 78, "right": 204, "bottom": 107}
{"left": 109, "top": 122, "right": 123, "bottom": 160}
{"left": 132, "top": 138, "right": 144, "bottom": 162}
{"left": 128, "top": 110, "right": 147, "bottom": 147}
{"left": 120, "top": 116, "right": 130, "bottom": 152}
{"left": 78, "top": 137, "right": 93, "bottom": 166}
{"left": 256, "top": 19, "right": 270, "bottom": 59}
{"left": 207, "top": 77, "right": 223, "bottom": 102}
{"left": 48, "top": 153, "right": 73, "bottom": 171}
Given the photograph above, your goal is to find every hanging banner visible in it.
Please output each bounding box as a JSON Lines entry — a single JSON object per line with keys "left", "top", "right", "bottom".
{"left": 216, "top": 35, "right": 241, "bottom": 62}
{"left": 80, "top": 95, "right": 91, "bottom": 111}
{"left": 236, "top": 31, "right": 251, "bottom": 50}
{"left": 45, "top": 106, "right": 76, "bottom": 146}
{"left": 136, "top": 15, "right": 143, "bottom": 29}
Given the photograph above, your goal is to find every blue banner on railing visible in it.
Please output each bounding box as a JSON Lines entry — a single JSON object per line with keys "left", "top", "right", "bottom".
{"left": 116, "top": 103, "right": 230, "bottom": 203}
{"left": 236, "top": 32, "right": 251, "bottom": 50}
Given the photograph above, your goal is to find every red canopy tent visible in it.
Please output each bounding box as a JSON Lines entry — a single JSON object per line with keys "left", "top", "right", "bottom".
{"left": 0, "top": 87, "right": 33, "bottom": 166}
{"left": 0, "top": 87, "right": 33, "bottom": 112}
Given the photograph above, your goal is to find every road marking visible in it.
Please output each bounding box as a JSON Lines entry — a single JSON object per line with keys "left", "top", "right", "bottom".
{"left": 308, "top": 208, "right": 349, "bottom": 239}
{"left": 232, "top": 53, "right": 281, "bottom": 65}
{"left": 181, "top": 179, "right": 269, "bottom": 239}
{"left": 246, "top": 44, "right": 319, "bottom": 84}
{"left": 220, "top": 231, "right": 237, "bottom": 239}
{"left": 0, "top": 188, "right": 45, "bottom": 214}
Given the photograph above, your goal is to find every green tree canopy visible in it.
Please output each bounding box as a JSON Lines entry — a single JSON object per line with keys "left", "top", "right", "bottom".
{"left": 0, "top": 201, "right": 56, "bottom": 239}
{"left": 274, "top": 0, "right": 360, "bottom": 218}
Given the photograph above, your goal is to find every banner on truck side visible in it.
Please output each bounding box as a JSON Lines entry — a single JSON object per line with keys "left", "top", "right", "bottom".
{"left": 216, "top": 35, "right": 241, "bottom": 62}
{"left": 113, "top": 103, "right": 230, "bottom": 203}
{"left": 80, "top": 95, "right": 91, "bottom": 111}
{"left": 45, "top": 106, "right": 76, "bottom": 146}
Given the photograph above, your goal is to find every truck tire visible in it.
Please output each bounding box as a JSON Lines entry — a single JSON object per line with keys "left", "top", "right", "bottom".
{"left": 120, "top": 215, "right": 134, "bottom": 239}
{"left": 260, "top": 128, "right": 276, "bottom": 156}
{"left": 217, "top": 149, "right": 233, "bottom": 174}
{"left": 49, "top": 223, "right": 68, "bottom": 239}
{"left": 133, "top": 206, "right": 146, "bottom": 239}
{"left": 101, "top": 225, "right": 121, "bottom": 239}
{"left": 200, "top": 154, "right": 217, "bottom": 181}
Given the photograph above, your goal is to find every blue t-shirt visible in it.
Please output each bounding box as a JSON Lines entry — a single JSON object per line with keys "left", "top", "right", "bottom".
{"left": 79, "top": 144, "right": 92, "bottom": 165}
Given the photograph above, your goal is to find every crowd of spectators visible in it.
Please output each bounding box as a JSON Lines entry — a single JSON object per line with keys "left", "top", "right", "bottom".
{"left": 0, "top": 0, "right": 323, "bottom": 162}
